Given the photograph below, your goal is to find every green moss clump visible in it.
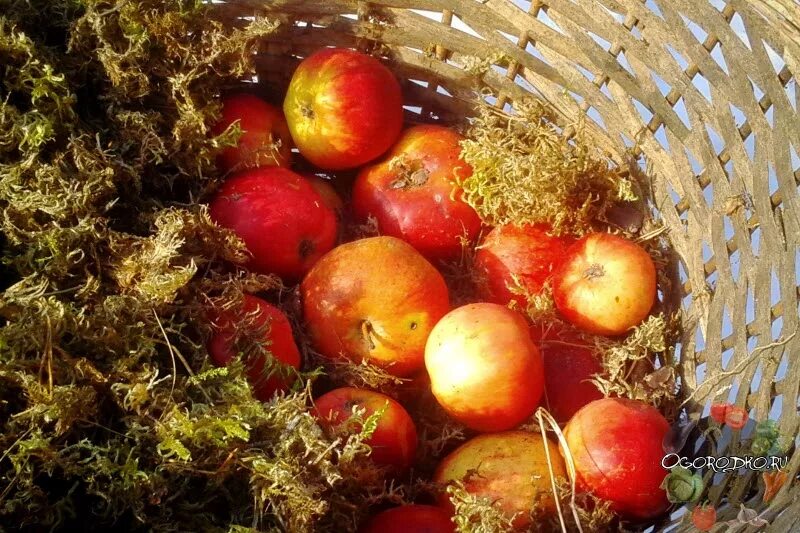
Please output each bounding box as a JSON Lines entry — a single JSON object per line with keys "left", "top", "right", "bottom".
{"left": 458, "top": 99, "right": 637, "bottom": 235}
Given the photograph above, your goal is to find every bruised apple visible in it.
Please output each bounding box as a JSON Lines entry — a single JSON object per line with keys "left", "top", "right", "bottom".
{"left": 475, "top": 224, "right": 571, "bottom": 307}
{"left": 434, "top": 431, "right": 566, "bottom": 527}
{"left": 553, "top": 233, "right": 656, "bottom": 335}
{"left": 352, "top": 125, "right": 481, "bottom": 262}
{"left": 564, "top": 398, "right": 670, "bottom": 519}
{"left": 425, "top": 303, "right": 544, "bottom": 432}
{"left": 302, "top": 236, "right": 450, "bottom": 377}
{"left": 208, "top": 294, "right": 300, "bottom": 401}
{"left": 362, "top": 505, "right": 454, "bottom": 533}
{"left": 284, "top": 48, "right": 403, "bottom": 170}
{"left": 533, "top": 328, "right": 605, "bottom": 423}
{"left": 212, "top": 93, "right": 292, "bottom": 173}
{"left": 313, "top": 387, "right": 417, "bottom": 470}
{"left": 209, "top": 167, "right": 338, "bottom": 281}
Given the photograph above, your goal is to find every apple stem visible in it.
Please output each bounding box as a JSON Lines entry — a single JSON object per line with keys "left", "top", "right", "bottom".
{"left": 360, "top": 320, "right": 384, "bottom": 351}
{"left": 301, "top": 104, "right": 315, "bottom": 120}
{"left": 584, "top": 263, "right": 605, "bottom": 280}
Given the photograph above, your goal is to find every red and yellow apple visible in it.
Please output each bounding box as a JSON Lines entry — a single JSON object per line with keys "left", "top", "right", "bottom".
{"left": 313, "top": 387, "right": 418, "bottom": 471}
{"left": 352, "top": 125, "right": 482, "bottom": 262}
{"left": 302, "top": 236, "right": 450, "bottom": 377}
{"left": 212, "top": 93, "right": 292, "bottom": 173}
{"left": 208, "top": 294, "right": 301, "bottom": 401}
{"left": 283, "top": 48, "right": 403, "bottom": 170}
{"left": 564, "top": 397, "right": 670, "bottom": 520}
{"left": 425, "top": 303, "right": 544, "bottom": 432}
{"left": 474, "top": 224, "right": 571, "bottom": 308}
{"left": 539, "top": 335, "right": 605, "bottom": 423}
{"left": 434, "top": 431, "right": 566, "bottom": 527}
{"left": 552, "top": 232, "right": 656, "bottom": 336}
{"left": 362, "top": 504, "right": 454, "bottom": 533}
{"left": 209, "top": 167, "right": 338, "bottom": 281}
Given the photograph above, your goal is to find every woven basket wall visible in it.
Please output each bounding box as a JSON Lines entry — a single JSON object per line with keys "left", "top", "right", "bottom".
{"left": 215, "top": 0, "right": 800, "bottom": 530}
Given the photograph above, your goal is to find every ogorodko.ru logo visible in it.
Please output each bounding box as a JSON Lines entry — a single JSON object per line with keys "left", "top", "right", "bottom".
{"left": 662, "top": 453, "right": 788, "bottom": 473}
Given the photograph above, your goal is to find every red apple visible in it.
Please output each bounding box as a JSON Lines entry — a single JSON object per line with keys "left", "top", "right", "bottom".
{"left": 474, "top": 224, "right": 571, "bottom": 308}
{"left": 352, "top": 125, "right": 482, "bottom": 262}
{"left": 312, "top": 387, "right": 417, "bottom": 470}
{"left": 284, "top": 48, "right": 403, "bottom": 170}
{"left": 552, "top": 233, "right": 656, "bottom": 336}
{"left": 212, "top": 93, "right": 292, "bottom": 173}
{"left": 303, "top": 174, "right": 344, "bottom": 214}
{"left": 302, "top": 236, "right": 450, "bottom": 377}
{"left": 564, "top": 397, "right": 670, "bottom": 520}
{"left": 425, "top": 303, "right": 544, "bottom": 432}
{"left": 434, "top": 431, "right": 566, "bottom": 527}
{"left": 362, "top": 505, "right": 454, "bottom": 533}
{"left": 209, "top": 167, "right": 338, "bottom": 281}
{"left": 537, "top": 330, "right": 605, "bottom": 423}
{"left": 208, "top": 294, "right": 301, "bottom": 401}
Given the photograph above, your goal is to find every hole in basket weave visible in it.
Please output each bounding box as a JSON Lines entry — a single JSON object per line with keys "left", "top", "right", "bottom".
{"left": 644, "top": 0, "right": 665, "bottom": 20}
{"left": 729, "top": 12, "right": 752, "bottom": 50}
{"left": 762, "top": 41, "right": 786, "bottom": 75}
{"left": 650, "top": 70, "right": 672, "bottom": 98}
{"left": 710, "top": 42, "right": 729, "bottom": 75}
{"left": 680, "top": 14, "right": 709, "bottom": 44}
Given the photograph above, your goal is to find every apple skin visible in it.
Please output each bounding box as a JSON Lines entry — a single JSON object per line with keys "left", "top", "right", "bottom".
{"left": 424, "top": 303, "right": 544, "bottom": 432}
{"left": 303, "top": 174, "right": 344, "bottom": 214}
{"left": 212, "top": 93, "right": 292, "bottom": 173}
{"left": 283, "top": 48, "right": 403, "bottom": 170}
{"left": 434, "top": 431, "right": 567, "bottom": 527}
{"left": 301, "top": 236, "right": 450, "bottom": 377}
{"left": 474, "top": 224, "right": 571, "bottom": 308}
{"left": 207, "top": 294, "right": 301, "bottom": 401}
{"left": 313, "top": 387, "right": 418, "bottom": 471}
{"left": 552, "top": 232, "right": 656, "bottom": 336}
{"left": 564, "top": 398, "right": 670, "bottom": 520}
{"left": 361, "top": 505, "right": 454, "bottom": 533}
{"left": 539, "top": 336, "right": 605, "bottom": 424}
{"left": 209, "top": 167, "right": 338, "bottom": 281}
{"left": 352, "top": 125, "right": 482, "bottom": 262}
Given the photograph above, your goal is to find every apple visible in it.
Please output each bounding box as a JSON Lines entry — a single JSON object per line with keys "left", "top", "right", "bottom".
{"left": 207, "top": 294, "right": 301, "bottom": 401}
{"left": 303, "top": 174, "right": 344, "bottom": 214}
{"left": 474, "top": 224, "right": 571, "bottom": 308}
{"left": 564, "top": 397, "right": 670, "bottom": 519}
{"left": 552, "top": 232, "right": 656, "bottom": 335}
{"left": 212, "top": 93, "right": 292, "bottom": 173}
{"left": 534, "top": 328, "right": 605, "bottom": 423}
{"left": 284, "top": 48, "right": 403, "bottom": 170}
{"left": 312, "top": 387, "right": 417, "bottom": 470}
{"left": 425, "top": 303, "right": 544, "bottom": 432}
{"left": 362, "top": 505, "right": 454, "bottom": 533}
{"left": 352, "top": 125, "right": 482, "bottom": 262}
{"left": 434, "top": 431, "right": 566, "bottom": 527}
{"left": 302, "top": 236, "right": 450, "bottom": 377}
{"left": 209, "top": 167, "right": 338, "bottom": 281}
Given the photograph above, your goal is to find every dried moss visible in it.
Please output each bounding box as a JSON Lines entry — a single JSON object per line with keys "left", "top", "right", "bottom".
{"left": 447, "top": 481, "right": 516, "bottom": 533}
{"left": 459, "top": 99, "right": 637, "bottom": 236}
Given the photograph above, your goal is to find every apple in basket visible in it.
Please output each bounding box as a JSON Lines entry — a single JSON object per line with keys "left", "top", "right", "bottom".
{"left": 553, "top": 232, "right": 656, "bottom": 336}
{"left": 352, "top": 125, "right": 482, "bottom": 262}
{"left": 207, "top": 294, "right": 300, "bottom": 401}
{"left": 475, "top": 223, "right": 572, "bottom": 308}
{"left": 564, "top": 397, "right": 671, "bottom": 520}
{"left": 434, "top": 431, "right": 566, "bottom": 528}
{"left": 362, "top": 505, "right": 454, "bottom": 533}
{"left": 212, "top": 93, "right": 293, "bottom": 173}
{"left": 302, "top": 236, "right": 450, "bottom": 377}
{"left": 312, "top": 387, "right": 417, "bottom": 471}
{"left": 284, "top": 48, "right": 403, "bottom": 170}
{"left": 209, "top": 167, "right": 338, "bottom": 281}
{"left": 425, "top": 302, "right": 544, "bottom": 432}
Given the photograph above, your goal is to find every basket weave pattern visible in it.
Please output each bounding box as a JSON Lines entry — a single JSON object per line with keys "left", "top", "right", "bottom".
{"left": 217, "top": 0, "right": 800, "bottom": 529}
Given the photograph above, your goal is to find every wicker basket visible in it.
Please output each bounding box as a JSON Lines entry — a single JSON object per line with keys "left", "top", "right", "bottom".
{"left": 215, "top": 0, "right": 800, "bottom": 530}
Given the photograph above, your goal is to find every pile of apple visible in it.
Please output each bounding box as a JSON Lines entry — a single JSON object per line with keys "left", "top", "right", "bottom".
{"left": 207, "top": 48, "right": 672, "bottom": 530}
